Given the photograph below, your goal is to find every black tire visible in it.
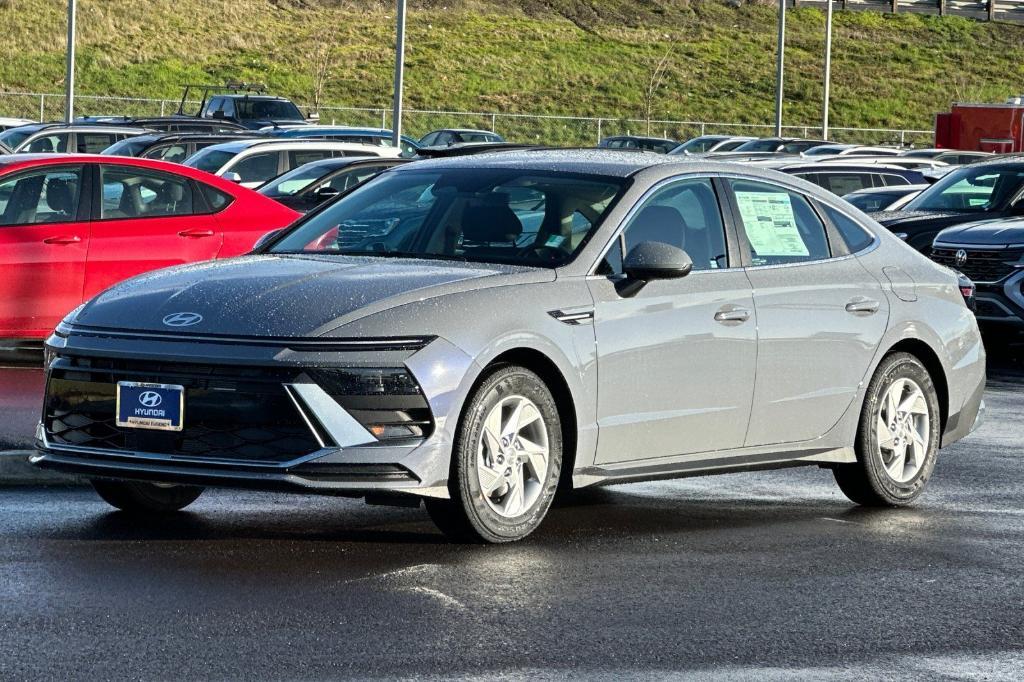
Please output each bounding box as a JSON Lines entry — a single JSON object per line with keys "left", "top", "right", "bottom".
{"left": 90, "top": 479, "right": 204, "bottom": 513}
{"left": 425, "top": 365, "right": 562, "bottom": 543}
{"left": 833, "top": 352, "right": 941, "bottom": 506}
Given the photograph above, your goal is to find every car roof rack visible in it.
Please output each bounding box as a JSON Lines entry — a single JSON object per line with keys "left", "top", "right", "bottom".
{"left": 176, "top": 81, "right": 272, "bottom": 117}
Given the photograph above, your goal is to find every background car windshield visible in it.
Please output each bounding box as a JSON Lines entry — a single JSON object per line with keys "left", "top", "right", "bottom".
{"left": 236, "top": 100, "right": 303, "bottom": 121}
{"left": 733, "top": 139, "right": 779, "bottom": 152}
{"left": 0, "top": 127, "right": 32, "bottom": 149}
{"left": 185, "top": 148, "right": 236, "bottom": 174}
{"left": 906, "top": 165, "right": 1024, "bottom": 212}
{"left": 269, "top": 168, "right": 624, "bottom": 267}
{"left": 673, "top": 137, "right": 723, "bottom": 154}
{"left": 260, "top": 164, "right": 329, "bottom": 197}
{"left": 102, "top": 137, "right": 150, "bottom": 156}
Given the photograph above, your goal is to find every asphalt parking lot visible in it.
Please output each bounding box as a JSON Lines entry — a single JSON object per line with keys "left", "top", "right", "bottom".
{"left": 0, "top": 356, "right": 1021, "bottom": 679}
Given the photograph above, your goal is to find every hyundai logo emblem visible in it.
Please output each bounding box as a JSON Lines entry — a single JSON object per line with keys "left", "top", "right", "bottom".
{"left": 162, "top": 312, "right": 203, "bottom": 327}
{"left": 138, "top": 391, "right": 163, "bottom": 408}
{"left": 954, "top": 249, "right": 968, "bottom": 268}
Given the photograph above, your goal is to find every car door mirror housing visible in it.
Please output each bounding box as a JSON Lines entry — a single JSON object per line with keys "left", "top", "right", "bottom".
{"left": 222, "top": 171, "right": 243, "bottom": 184}
{"left": 623, "top": 241, "right": 693, "bottom": 281}
{"left": 211, "top": 110, "right": 225, "bottom": 120}
{"left": 314, "top": 185, "right": 340, "bottom": 200}
{"left": 252, "top": 228, "right": 283, "bottom": 252}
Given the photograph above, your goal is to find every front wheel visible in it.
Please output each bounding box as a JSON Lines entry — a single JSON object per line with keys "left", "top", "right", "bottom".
{"left": 833, "top": 352, "right": 941, "bottom": 506}
{"left": 425, "top": 365, "right": 562, "bottom": 543}
{"left": 91, "top": 479, "right": 205, "bottom": 513}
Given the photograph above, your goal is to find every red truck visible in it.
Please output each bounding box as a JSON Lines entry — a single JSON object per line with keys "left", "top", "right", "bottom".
{"left": 935, "top": 97, "right": 1024, "bottom": 153}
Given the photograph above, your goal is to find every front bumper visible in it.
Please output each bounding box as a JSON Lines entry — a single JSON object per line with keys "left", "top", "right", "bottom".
{"left": 33, "top": 328, "right": 477, "bottom": 499}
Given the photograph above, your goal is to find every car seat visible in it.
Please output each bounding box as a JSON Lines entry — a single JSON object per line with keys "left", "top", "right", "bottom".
{"left": 43, "top": 178, "right": 75, "bottom": 222}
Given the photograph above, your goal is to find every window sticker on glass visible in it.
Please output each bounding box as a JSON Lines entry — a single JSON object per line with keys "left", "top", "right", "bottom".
{"left": 734, "top": 191, "right": 810, "bottom": 257}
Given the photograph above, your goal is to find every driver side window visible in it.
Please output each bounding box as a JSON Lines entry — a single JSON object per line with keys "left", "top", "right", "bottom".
{"left": 599, "top": 177, "right": 727, "bottom": 275}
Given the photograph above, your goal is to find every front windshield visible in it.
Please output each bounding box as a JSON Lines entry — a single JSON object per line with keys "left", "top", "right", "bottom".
{"left": 185, "top": 148, "right": 236, "bottom": 174}
{"left": 905, "top": 164, "right": 1024, "bottom": 213}
{"left": 734, "top": 139, "right": 781, "bottom": 152}
{"left": 101, "top": 137, "right": 152, "bottom": 156}
{"left": 269, "top": 168, "right": 626, "bottom": 268}
{"left": 236, "top": 99, "right": 304, "bottom": 121}
{"left": 260, "top": 164, "right": 332, "bottom": 197}
{"left": 0, "top": 127, "right": 34, "bottom": 150}
{"left": 673, "top": 136, "right": 725, "bottom": 155}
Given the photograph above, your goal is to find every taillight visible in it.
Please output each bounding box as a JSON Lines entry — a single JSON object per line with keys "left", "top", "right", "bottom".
{"left": 957, "top": 272, "right": 976, "bottom": 312}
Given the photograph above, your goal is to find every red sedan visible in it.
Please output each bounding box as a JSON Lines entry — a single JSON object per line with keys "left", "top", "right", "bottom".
{"left": 0, "top": 154, "right": 299, "bottom": 345}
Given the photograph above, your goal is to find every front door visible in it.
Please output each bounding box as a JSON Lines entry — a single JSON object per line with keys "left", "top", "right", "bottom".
{"left": 0, "top": 164, "right": 88, "bottom": 338}
{"left": 589, "top": 176, "right": 757, "bottom": 464}
{"left": 84, "top": 164, "right": 222, "bottom": 299}
{"left": 722, "top": 177, "right": 890, "bottom": 447}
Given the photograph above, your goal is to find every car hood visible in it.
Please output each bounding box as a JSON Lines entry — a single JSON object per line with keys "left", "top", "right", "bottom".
{"left": 934, "top": 218, "right": 1024, "bottom": 247}
{"left": 74, "top": 254, "right": 552, "bottom": 338}
{"left": 870, "top": 209, "right": 977, "bottom": 228}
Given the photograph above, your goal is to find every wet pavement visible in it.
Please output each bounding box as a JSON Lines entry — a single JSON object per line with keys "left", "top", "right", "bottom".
{"left": 1, "top": 375, "right": 1021, "bottom": 679}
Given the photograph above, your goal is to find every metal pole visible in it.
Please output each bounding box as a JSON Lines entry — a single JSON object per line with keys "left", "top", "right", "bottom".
{"left": 64, "top": 0, "right": 76, "bottom": 123}
{"left": 774, "top": 0, "right": 786, "bottom": 136}
{"left": 391, "top": 0, "right": 407, "bottom": 146}
{"left": 822, "top": 0, "right": 833, "bottom": 140}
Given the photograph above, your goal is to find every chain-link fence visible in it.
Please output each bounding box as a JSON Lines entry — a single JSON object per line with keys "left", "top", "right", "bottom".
{"left": 0, "top": 91, "right": 934, "bottom": 148}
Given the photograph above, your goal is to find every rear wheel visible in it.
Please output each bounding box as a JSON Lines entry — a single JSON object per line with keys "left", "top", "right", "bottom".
{"left": 833, "top": 352, "right": 941, "bottom": 506}
{"left": 425, "top": 365, "right": 562, "bottom": 543}
{"left": 91, "top": 480, "right": 204, "bottom": 513}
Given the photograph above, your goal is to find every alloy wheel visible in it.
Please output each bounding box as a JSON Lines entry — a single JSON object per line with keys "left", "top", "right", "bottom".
{"left": 876, "top": 377, "right": 931, "bottom": 484}
{"left": 476, "top": 394, "right": 549, "bottom": 518}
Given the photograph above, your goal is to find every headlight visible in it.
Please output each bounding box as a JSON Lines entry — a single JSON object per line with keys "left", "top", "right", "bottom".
{"left": 308, "top": 367, "right": 434, "bottom": 441}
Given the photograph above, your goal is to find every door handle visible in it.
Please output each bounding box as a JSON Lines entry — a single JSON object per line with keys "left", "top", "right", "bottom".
{"left": 177, "top": 229, "right": 215, "bottom": 238}
{"left": 845, "top": 297, "right": 880, "bottom": 315}
{"left": 714, "top": 306, "right": 751, "bottom": 324}
{"left": 42, "top": 235, "right": 81, "bottom": 245}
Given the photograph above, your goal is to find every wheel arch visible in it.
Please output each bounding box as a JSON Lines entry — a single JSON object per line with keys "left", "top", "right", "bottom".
{"left": 472, "top": 347, "right": 579, "bottom": 490}
{"left": 881, "top": 337, "right": 950, "bottom": 434}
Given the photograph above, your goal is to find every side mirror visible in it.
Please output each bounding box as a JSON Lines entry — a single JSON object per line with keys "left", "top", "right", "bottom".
{"left": 211, "top": 110, "right": 225, "bottom": 120}
{"left": 252, "top": 228, "right": 283, "bottom": 251}
{"left": 307, "top": 111, "right": 321, "bottom": 123}
{"left": 222, "top": 171, "right": 243, "bottom": 184}
{"left": 618, "top": 241, "right": 692, "bottom": 297}
{"left": 314, "top": 185, "right": 340, "bottom": 201}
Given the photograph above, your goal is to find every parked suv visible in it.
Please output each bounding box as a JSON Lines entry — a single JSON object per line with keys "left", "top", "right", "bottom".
{"left": 874, "top": 158, "right": 1024, "bottom": 252}
{"left": 184, "top": 139, "right": 401, "bottom": 188}
{"left": 200, "top": 95, "right": 311, "bottom": 130}
{"left": 0, "top": 123, "right": 152, "bottom": 154}
{"left": 932, "top": 218, "right": 1024, "bottom": 330}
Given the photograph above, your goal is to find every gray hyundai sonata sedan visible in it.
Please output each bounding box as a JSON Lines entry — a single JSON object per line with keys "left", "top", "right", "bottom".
{"left": 34, "top": 150, "right": 986, "bottom": 542}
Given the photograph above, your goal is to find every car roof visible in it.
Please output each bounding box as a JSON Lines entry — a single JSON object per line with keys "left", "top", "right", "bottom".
{"left": 280, "top": 156, "right": 404, "bottom": 172}
{"left": 197, "top": 138, "right": 385, "bottom": 153}
{"left": 774, "top": 162, "right": 918, "bottom": 174}
{"left": 12, "top": 123, "right": 152, "bottom": 134}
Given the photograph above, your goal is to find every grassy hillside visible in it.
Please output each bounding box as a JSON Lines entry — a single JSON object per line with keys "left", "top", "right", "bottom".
{"left": 1, "top": 0, "right": 1023, "bottom": 143}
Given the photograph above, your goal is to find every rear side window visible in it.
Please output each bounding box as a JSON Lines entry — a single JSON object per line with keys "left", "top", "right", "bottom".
{"left": 200, "top": 183, "right": 233, "bottom": 212}
{"left": 821, "top": 205, "right": 876, "bottom": 253}
{"left": 727, "top": 179, "right": 830, "bottom": 266}
{"left": 77, "top": 132, "right": 118, "bottom": 153}
{"left": 879, "top": 174, "right": 911, "bottom": 187}
{"left": 288, "top": 149, "right": 335, "bottom": 168}
{"left": 99, "top": 165, "right": 195, "bottom": 219}
{"left": 25, "top": 133, "right": 69, "bottom": 153}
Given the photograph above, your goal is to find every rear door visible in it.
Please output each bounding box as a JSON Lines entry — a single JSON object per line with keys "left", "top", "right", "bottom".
{"left": 76, "top": 131, "right": 121, "bottom": 154}
{"left": 224, "top": 150, "right": 282, "bottom": 188}
{"left": 721, "top": 177, "right": 889, "bottom": 446}
{"left": 83, "top": 164, "right": 222, "bottom": 299}
{"left": 0, "top": 164, "right": 89, "bottom": 338}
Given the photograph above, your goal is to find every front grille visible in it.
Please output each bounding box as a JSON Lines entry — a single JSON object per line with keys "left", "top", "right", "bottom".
{"left": 45, "top": 358, "right": 321, "bottom": 463}
{"left": 932, "top": 247, "right": 1024, "bottom": 283}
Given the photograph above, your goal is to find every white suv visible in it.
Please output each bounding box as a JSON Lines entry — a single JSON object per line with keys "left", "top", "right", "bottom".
{"left": 184, "top": 139, "right": 401, "bottom": 188}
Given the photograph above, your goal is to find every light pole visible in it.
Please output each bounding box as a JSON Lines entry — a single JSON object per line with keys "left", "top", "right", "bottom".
{"left": 64, "top": 0, "right": 76, "bottom": 123}
{"left": 391, "top": 0, "right": 407, "bottom": 147}
{"left": 822, "top": 0, "right": 834, "bottom": 140}
{"left": 774, "top": 0, "right": 786, "bottom": 136}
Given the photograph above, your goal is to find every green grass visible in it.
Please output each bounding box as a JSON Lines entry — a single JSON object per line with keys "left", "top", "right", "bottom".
{"left": 0, "top": 0, "right": 1022, "bottom": 144}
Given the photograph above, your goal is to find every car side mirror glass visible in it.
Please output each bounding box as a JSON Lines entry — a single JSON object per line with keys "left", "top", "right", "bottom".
{"left": 222, "top": 171, "right": 243, "bottom": 184}
{"left": 212, "top": 110, "right": 225, "bottom": 119}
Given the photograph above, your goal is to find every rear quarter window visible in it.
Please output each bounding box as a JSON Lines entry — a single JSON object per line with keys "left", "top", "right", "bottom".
{"left": 822, "top": 204, "right": 876, "bottom": 253}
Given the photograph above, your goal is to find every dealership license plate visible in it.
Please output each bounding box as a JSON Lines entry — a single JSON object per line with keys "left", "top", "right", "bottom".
{"left": 115, "top": 382, "right": 185, "bottom": 432}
